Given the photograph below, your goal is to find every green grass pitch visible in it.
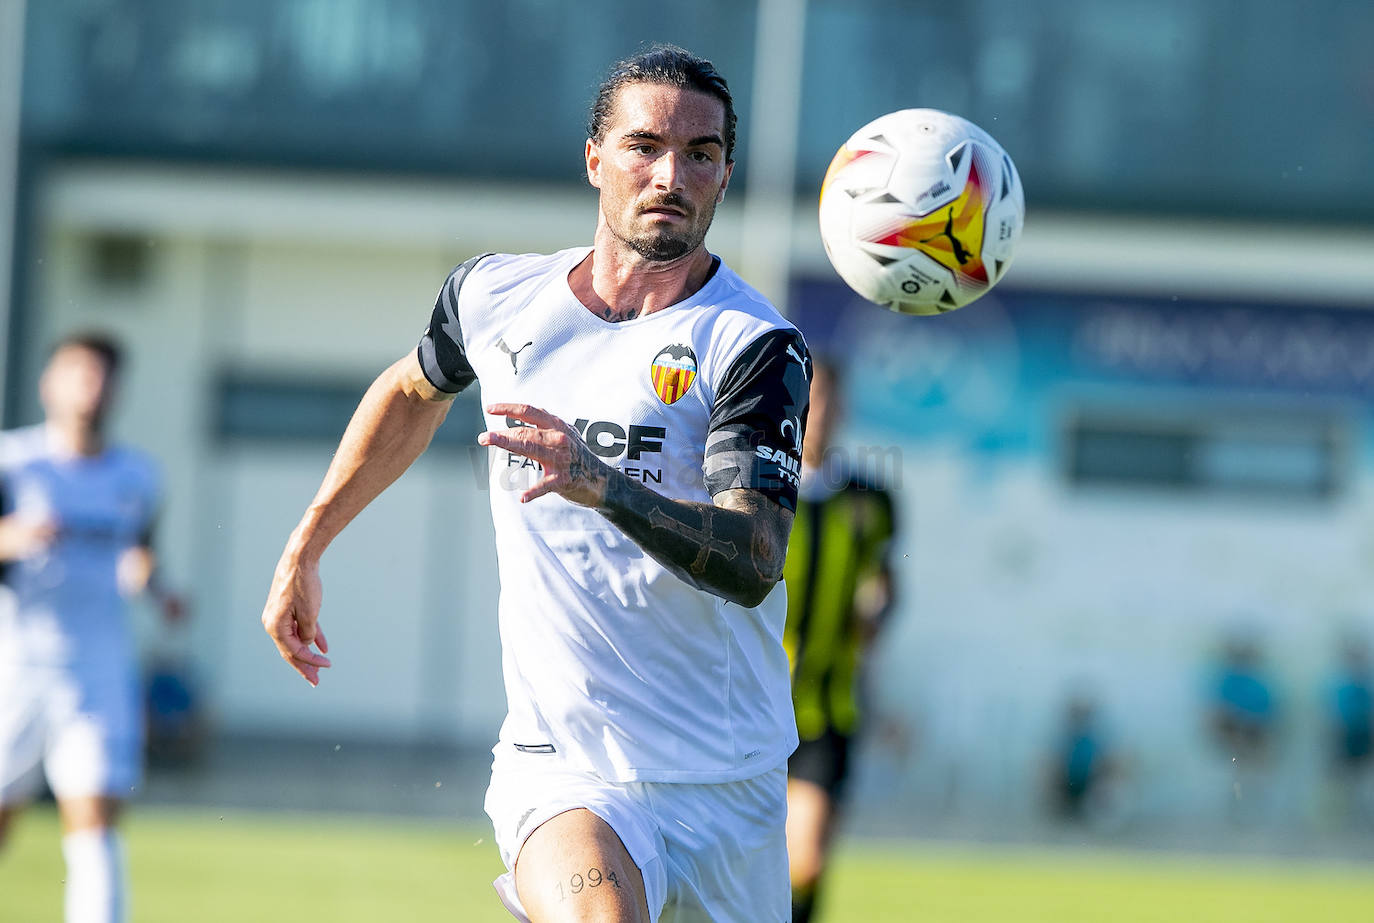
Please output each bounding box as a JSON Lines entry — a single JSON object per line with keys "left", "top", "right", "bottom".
{"left": 2, "top": 806, "right": 1372, "bottom": 921}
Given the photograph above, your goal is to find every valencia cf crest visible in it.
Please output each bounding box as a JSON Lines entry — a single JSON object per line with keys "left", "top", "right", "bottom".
{"left": 650, "top": 344, "right": 697, "bottom": 405}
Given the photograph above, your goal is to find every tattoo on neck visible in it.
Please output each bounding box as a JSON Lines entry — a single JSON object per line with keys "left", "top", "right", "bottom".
{"left": 600, "top": 304, "right": 642, "bottom": 323}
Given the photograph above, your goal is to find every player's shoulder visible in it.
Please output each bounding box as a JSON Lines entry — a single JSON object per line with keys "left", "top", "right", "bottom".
{"left": 843, "top": 470, "right": 890, "bottom": 496}
{"left": 0, "top": 425, "right": 48, "bottom": 469}
{"left": 694, "top": 259, "right": 807, "bottom": 379}
{"left": 840, "top": 473, "right": 896, "bottom": 531}
{"left": 106, "top": 444, "right": 162, "bottom": 491}
{"left": 454, "top": 248, "right": 585, "bottom": 297}
{"left": 702, "top": 258, "right": 795, "bottom": 332}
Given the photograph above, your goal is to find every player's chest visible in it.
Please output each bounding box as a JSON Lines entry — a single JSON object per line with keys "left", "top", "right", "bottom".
{"left": 474, "top": 303, "right": 709, "bottom": 422}
{"left": 472, "top": 301, "right": 713, "bottom": 485}
{"left": 14, "top": 462, "right": 144, "bottom": 539}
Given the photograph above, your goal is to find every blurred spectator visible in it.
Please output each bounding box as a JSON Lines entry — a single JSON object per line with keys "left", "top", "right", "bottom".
{"left": 1208, "top": 635, "right": 1277, "bottom": 763}
{"left": 1326, "top": 635, "right": 1374, "bottom": 826}
{"left": 143, "top": 650, "right": 206, "bottom": 768}
{"left": 1206, "top": 633, "right": 1281, "bottom": 826}
{"left": 1045, "top": 693, "right": 1118, "bottom": 823}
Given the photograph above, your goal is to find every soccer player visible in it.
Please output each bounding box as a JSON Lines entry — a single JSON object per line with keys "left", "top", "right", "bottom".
{"left": 1327, "top": 637, "right": 1374, "bottom": 826}
{"left": 260, "top": 45, "right": 810, "bottom": 923}
{"left": 0, "top": 333, "right": 179, "bottom": 923}
{"left": 782, "top": 358, "right": 896, "bottom": 923}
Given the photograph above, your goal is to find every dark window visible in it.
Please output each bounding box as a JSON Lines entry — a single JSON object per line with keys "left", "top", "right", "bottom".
{"left": 1065, "top": 412, "right": 1344, "bottom": 499}
{"left": 214, "top": 371, "right": 482, "bottom": 449}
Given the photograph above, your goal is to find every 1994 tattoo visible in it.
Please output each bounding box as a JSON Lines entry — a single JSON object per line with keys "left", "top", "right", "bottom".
{"left": 554, "top": 866, "right": 623, "bottom": 900}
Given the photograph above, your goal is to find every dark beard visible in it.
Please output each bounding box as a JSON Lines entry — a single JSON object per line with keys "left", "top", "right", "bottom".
{"left": 625, "top": 228, "right": 697, "bottom": 262}
{"left": 621, "top": 194, "right": 716, "bottom": 262}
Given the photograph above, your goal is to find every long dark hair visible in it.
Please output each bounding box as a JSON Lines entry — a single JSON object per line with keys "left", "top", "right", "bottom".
{"left": 588, "top": 44, "right": 737, "bottom": 163}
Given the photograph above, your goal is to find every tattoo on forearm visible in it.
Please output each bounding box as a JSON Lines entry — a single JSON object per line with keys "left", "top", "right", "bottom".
{"left": 646, "top": 506, "right": 739, "bottom": 575}
{"left": 599, "top": 476, "right": 787, "bottom": 606}
{"left": 751, "top": 526, "right": 780, "bottom": 582}
{"left": 567, "top": 438, "right": 600, "bottom": 487}
{"left": 555, "top": 866, "right": 622, "bottom": 901}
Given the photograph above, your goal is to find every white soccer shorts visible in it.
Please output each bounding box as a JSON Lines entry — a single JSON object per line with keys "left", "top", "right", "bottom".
{"left": 0, "top": 661, "right": 143, "bottom": 803}
{"left": 484, "top": 746, "right": 789, "bottom": 923}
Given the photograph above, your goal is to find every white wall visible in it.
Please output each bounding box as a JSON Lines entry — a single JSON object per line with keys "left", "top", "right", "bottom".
{"left": 24, "top": 161, "right": 1374, "bottom": 835}
{"left": 849, "top": 441, "right": 1374, "bottom": 830}
{"left": 25, "top": 165, "right": 600, "bottom": 746}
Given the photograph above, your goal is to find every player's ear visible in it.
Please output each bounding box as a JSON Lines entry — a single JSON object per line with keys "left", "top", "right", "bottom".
{"left": 586, "top": 138, "right": 602, "bottom": 189}
{"left": 716, "top": 160, "right": 734, "bottom": 204}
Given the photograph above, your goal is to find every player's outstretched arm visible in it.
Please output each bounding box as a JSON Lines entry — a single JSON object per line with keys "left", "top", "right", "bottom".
{"left": 480, "top": 403, "right": 791, "bottom": 608}
{"left": 262, "top": 353, "right": 455, "bottom": 685}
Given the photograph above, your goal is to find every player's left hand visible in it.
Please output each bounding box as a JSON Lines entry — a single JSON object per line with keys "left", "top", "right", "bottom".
{"left": 261, "top": 550, "right": 332, "bottom": 687}
{"left": 479, "top": 403, "right": 611, "bottom": 506}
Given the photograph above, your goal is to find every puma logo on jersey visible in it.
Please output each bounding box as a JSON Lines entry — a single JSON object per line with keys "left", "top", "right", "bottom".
{"left": 497, "top": 338, "right": 534, "bottom": 373}
{"left": 785, "top": 342, "right": 809, "bottom": 378}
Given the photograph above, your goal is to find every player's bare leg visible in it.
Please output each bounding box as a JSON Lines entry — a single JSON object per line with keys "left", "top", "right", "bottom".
{"left": 514, "top": 808, "right": 650, "bottom": 923}
{"left": 58, "top": 796, "right": 127, "bottom": 923}
{"left": 786, "top": 778, "right": 837, "bottom": 923}
{"left": 58, "top": 795, "right": 123, "bottom": 833}
{"left": 0, "top": 804, "right": 19, "bottom": 849}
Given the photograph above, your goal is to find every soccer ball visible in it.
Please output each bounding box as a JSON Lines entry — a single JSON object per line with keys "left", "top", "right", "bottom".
{"left": 818, "top": 108, "right": 1024, "bottom": 315}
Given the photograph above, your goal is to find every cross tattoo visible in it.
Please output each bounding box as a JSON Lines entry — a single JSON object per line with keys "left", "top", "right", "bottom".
{"left": 647, "top": 507, "right": 739, "bottom": 575}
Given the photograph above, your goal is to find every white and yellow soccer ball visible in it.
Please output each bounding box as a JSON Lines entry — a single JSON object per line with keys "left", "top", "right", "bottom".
{"left": 818, "top": 108, "right": 1024, "bottom": 315}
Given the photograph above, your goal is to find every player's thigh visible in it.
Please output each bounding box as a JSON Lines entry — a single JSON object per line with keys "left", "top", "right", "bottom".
{"left": 652, "top": 769, "right": 789, "bottom": 923}
{"left": 786, "top": 777, "right": 835, "bottom": 881}
{"left": 0, "top": 804, "right": 20, "bottom": 848}
{"left": 44, "top": 668, "right": 143, "bottom": 802}
{"left": 515, "top": 808, "right": 651, "bottom": 923}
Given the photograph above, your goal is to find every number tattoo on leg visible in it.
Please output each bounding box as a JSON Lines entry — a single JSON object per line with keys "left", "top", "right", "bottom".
{"left": 555, "top": 866, "right": 624, "bottom": 901}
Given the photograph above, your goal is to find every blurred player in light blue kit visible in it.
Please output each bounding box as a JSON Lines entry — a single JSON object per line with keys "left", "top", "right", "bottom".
{"left": 0, "top": 333, "right": 182, "bottom": 923}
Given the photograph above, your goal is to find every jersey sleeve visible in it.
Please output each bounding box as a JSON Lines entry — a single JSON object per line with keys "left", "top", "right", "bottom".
{"left": 416, "top": 254, "right": 491, "bottom": 394}
{"left": 0, "top": 433, "right": 16, "bottom": 516}
{"left": 704, "top": 328, "right": 811, "bottom": 512}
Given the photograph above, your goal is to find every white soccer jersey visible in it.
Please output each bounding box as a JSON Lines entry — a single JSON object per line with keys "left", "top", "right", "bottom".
{"left": 0, "top": 425, "right": 160, "bottom": 669}
{"left": 419, "top": 247, "right": 810, "bottom": 784}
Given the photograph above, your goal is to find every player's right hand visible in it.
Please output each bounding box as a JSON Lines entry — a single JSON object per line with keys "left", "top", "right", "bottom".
{"left": 0, "top": 514, "right": 57, "bottom": 560}
{"left": 261, "top": 550, "right": 332, "bottom": 687}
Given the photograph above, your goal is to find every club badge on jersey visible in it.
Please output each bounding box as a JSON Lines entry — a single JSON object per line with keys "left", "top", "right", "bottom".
{"left": 650, "top": 344, "right": 698, "bottom": 405}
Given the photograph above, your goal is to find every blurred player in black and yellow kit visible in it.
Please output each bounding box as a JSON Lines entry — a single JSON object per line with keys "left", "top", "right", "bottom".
{"left": 784, "top": 357, "right": 896, "bottom": 923}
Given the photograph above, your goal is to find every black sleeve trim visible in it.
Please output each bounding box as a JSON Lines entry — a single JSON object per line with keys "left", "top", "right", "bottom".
{"left": 416, "top": 254, "right": 492, "bottom": 394}
{"left": 703, "top": 328, "right": 811, "bottom": 512}
{"left": 0, "top": 475, "right": 9, "bottom": 585}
